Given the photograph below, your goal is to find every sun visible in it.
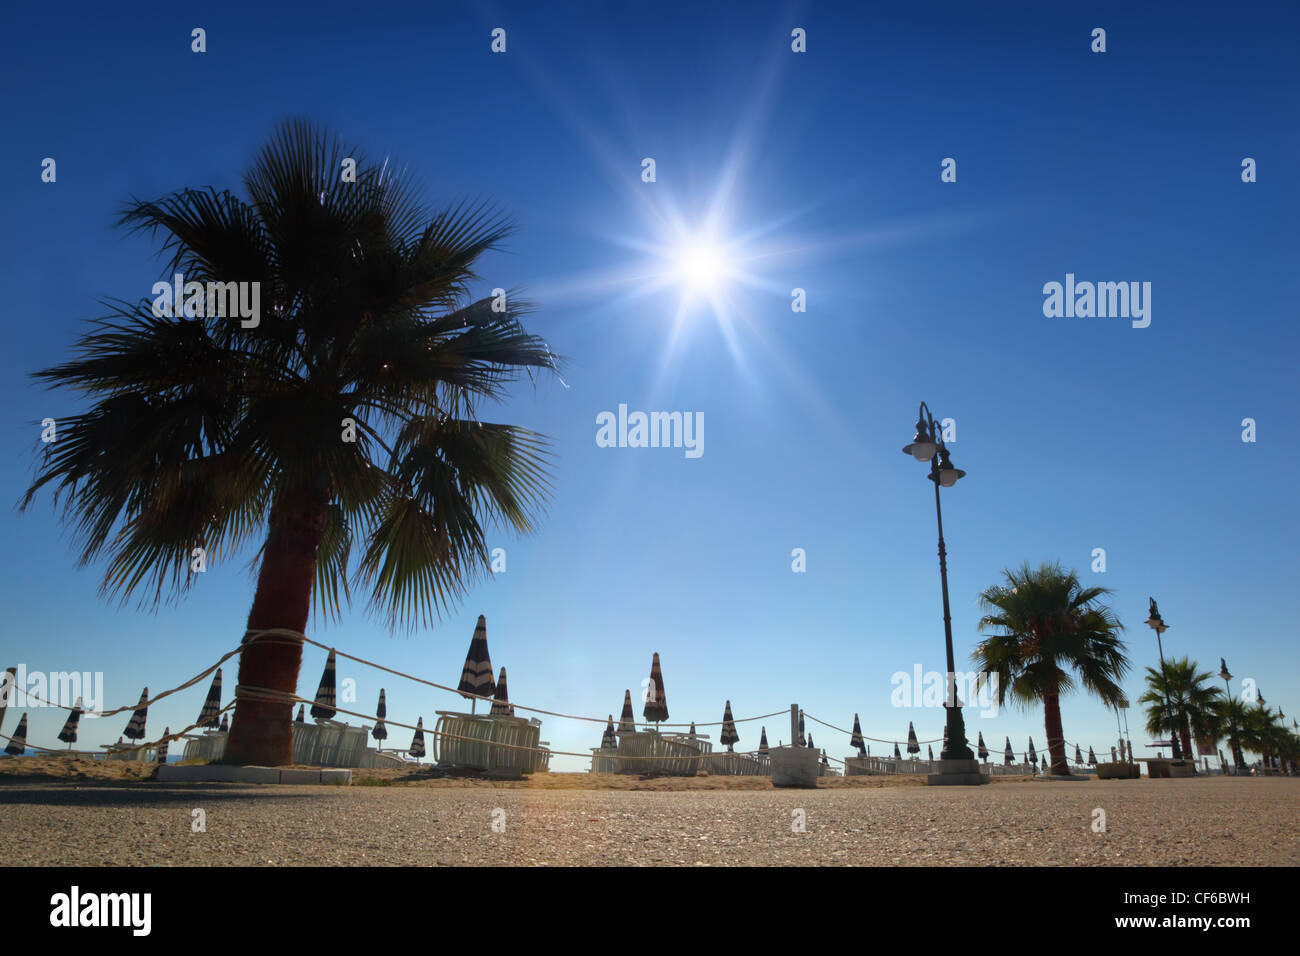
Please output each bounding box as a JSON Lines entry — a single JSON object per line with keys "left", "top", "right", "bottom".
{"left": 674, "top": 233, "right": 728, "bottom": 293}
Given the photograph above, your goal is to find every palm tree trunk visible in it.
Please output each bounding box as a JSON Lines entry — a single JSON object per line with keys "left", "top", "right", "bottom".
{"left": 1043, "top": 688, "right": 1070, "bottom": 776}
{"left": 224, "top": 494, "right": 329, "bottom": 766}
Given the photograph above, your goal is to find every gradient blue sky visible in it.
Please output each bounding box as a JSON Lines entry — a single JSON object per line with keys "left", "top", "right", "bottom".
{"left": 2, "top": 1, "right": 1297, "bottom": 770}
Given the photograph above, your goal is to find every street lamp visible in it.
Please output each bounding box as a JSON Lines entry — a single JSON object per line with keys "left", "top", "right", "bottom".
{"left": 1144, "top": 598, "right": 1184, "bottom": 761}
{"left": 1220, "top": 657, "right": 1241, "bottom": 774}
{"left": 901, "top": 402, "right": 981, "bottom": 785}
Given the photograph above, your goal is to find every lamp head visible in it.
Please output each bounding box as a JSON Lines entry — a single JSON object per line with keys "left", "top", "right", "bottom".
{"left": 936, "top": 445, "right": 966, "bottom": 487}
{"left": 902, "top": 417, "right": 937, "bottom": 461}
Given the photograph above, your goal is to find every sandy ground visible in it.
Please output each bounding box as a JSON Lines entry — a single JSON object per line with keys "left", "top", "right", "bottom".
{"left": 0, "top": 761, "right": 1294, "bottom": 866}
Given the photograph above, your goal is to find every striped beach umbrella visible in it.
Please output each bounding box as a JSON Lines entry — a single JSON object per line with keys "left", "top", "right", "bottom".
{"left": 943, "top": 727, "right": 949, "bottom": 755}
{"left": 688, "top": 721, "right": 697, "bottom": 742}
{"left": 1087, "top": 746, "right": 1097, "bottom": 766}
{"left": 1075, "top": 744, "right": 1083, "bottom": 766}
{"left": 906, "top": 722, "right": 920, "bottom": 756}
{"left": 1003, "top": 736, "right": 1014, "bottom": 765}
{"left": 643, "top": 653, "right": 668, "bottom": 726}
{"left": 58, "top": 697, "right": 84, "bottom": 748}
{"left": 295, "top": 704, "right": 305, "bottom": 724}
{"left": 977, "top": 732, "right": 988, "bottom": 761}
{"left": 458, "top": 615, "right": 495, "bottom": 713}
{"left": 798, "top": 712, "right": 806, "bottom": 747}
{"left": 197, "top": 669, "right": 222, "bottom": 730}
{"left": 601, "top": 716, "right": 617, "bottom": 750}
{"left": 409, "top": 717, "right": 426, "bottom": 759}
{"left": 490, "top": 667, "right": 514, "bottom": 716}
{"left": 311, "top": 649, "right": 337, "bottom": 720}
{"left": 850, "top": 714, "right": 865, "bottom": 756}
{"left": 0, "top": 666, "right": 16, "bottom": 734}
{"left": 372, "top": 689, "right": 388, "bottom": 746}
{"left": 720, "top": 701, "right": 739, "bottom": 752}
{"left": 219, "top": 713, "right": 229, "bottom": 733}
{"left": 155, "top": 727, "right": 169, "bottom": 763}
{"left": 759, "top": 727, "right": 769, "bottom": 755}
{"left": 618, "top": 690, "right": 636, "bottom": 734}
{"left": 4, "top": 713, "right": 27, "bottom": 755}
{"left": 124, "top": 687, "right": 148, "bottom": 742}
{"left": 893, "top": 742, "right": 902, "bottom": 760}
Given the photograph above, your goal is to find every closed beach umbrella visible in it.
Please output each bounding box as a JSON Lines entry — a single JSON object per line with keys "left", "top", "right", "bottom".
{"left": 409, "top": 717, "right": 426, "bottom": 759}
{"left": 759, "top": 727, "right": 769, "bottom": 755}
{"left": 490, "top": 667, "right": 514, "bottom": 716}
{"left": 0, "top": 666, "right": 16, "bottom": 734}
{"left": 4, "top": 713, "right": 27, "bottom": 755}
{"left": 893, "top": 742, "right": 902, "bottom": 760}
{"left": 618, "top": 690, "right": 636, "bottom": 734}
{"left": 1003, "top": 737, "right": 1014, "bottom": 765}
{"left": 601, "top": 716, "right": 617, "bottom": 750}
{"left": 198, "top": 668, "right": 222, "bottom": 730}
{"left": 58, "top": 697, "right": 84, "bottom": 749}
{"left": 798, "top": 712, "right": 806, "bottom": 747}
{"left": 295, "top": 704, "right": 305, "bottom": 724}
{"left": 1075, "top": 744, "right": 1083, "bottom": 766}
{"left": 977, "top": 732, "right": 988, "bottom": 761}
{"left": 458, "top": 615, "right": 495, "bottom": 713}
{"left": 943, "top": 727, "right": 949, "bottom": 754}
{"left": 643, "top": 653, "right": 668, "bottom": 726}
{"left": 1027, "top": 737, "right": 1037, "bottom": 767}
{"left": 372, "top": 689, "right": 388, "bottom": 746}
{"left": 850, "top": 714, "right": 865, "bottom": 756}
{"left": 311, "top": 649, "right": 337, "bottom": 720}
{"left": 928, "top": 743, "right": 934, "bottom": 761}
{"left": 807, "top": 733, "right": 815, "bottom": 750}
{"left": 821, "top": 749, "right": 829, "bottom": 767}
{"left": 1087, "top": 746, "right": 1097, "bottom": 766}
{"left": 720, "top": 701, "right": 738, "bottom": 752}
{"left": 155, "top": 727, "right": 169, "bottom": 763}
{"left": 124, "top": 687, "right": 148, "bottom": 741}
{"left": 688, "top": 721, "right": 697, "bottom": 741}
{"left": 219, "top": 713, "right": 229, "bottom": 733}
{"left": 906, "top": 722, "right": 920, "bottom": 756}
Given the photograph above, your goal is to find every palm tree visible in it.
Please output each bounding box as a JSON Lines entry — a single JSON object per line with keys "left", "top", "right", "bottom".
{"left": 1219, "top": 697, "right": 1252, "bottom": 771}
{"left": 1137, "top": 657, "right": 1218, "bottom": 762}
{"left": 21, "top": 120, "right": 559, "bottom": 766}
{"left": 973, "top": 562, "right": 1130, "bottom": 776}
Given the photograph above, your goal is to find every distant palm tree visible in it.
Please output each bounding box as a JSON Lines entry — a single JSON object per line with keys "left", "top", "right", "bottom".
{"left": 1218, "top": 697, "right": 1252, "bottom": 770}
{"left": 21, "top": 119, "right": 559, "bottom": 766}
{"left": 1238, "top": 703, "right": 1292, "bottom": 772}
{"left": 973, "top": 562, "right": 1130, "bottom": 776}
{"left": 1138, "top": 657, "right": 1218, "bottom": 761}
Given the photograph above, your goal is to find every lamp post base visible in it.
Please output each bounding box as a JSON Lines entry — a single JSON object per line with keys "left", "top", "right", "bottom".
{"left": 927, "top": 758, "right": 989, "bottom": 786}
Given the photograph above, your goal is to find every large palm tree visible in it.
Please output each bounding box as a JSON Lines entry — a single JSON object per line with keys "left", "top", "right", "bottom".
{"left": 1137, "top": 657, "right": 1218, "bottom": 762}
{"left": 973, "top": 562, "right": 1130, "bottom": 776}
{"left": 21, "top": 120, "right": 559, "bottom": 765}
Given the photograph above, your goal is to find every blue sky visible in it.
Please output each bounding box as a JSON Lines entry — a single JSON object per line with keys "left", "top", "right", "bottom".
{"left": 1, "top": 1, "right": 1297, "bottom": 770}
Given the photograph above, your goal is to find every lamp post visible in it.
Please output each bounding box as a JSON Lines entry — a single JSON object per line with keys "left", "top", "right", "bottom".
{"left": 1144, "top": 599, "right": 1183, "bottom": 761}
{"left": 1220, "top": 657, "right": 1241, "bottom": 773}
{"left": 1118, "top": 698, "right": 1132, "bottom": 762}
{"left": 901, "top": 402, "right": 982, "bottom": 785}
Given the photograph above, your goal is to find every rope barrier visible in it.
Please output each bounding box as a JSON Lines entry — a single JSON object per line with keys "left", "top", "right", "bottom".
{"left": 1, "top": 628, "right": 1230, "bottom": 766}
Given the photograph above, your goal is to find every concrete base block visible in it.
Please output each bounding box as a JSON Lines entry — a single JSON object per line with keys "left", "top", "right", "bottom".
{"left": 278, "top": 769, "right": 322, "bottom": 785}
{"left": 155, "top": 764, "right": 350, "bottom": 785}
{"left": 927, "top": 758, "right": 990, "bottom": 786}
